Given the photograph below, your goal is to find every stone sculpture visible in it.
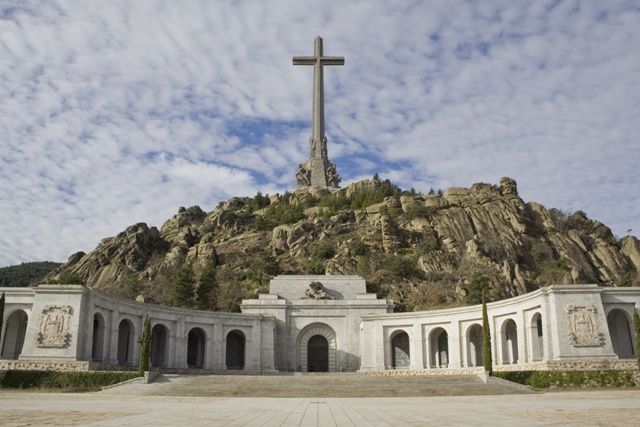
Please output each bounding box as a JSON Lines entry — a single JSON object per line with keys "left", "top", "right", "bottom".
{"left": 304, "top": 281, "right": 332, "bottom": 300}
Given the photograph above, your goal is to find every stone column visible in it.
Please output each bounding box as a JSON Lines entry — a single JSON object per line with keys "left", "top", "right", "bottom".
{"left": 108, "top": 308, "right": 120, "bottom": 364}
{"left": 174, "top": 317, "right": 185, "bottom": 368}
{"left": 448, "top": 322, "right": 461, "bottom": 368}
{"left": 410, "top": 323, "right": 424, "bottom": 370}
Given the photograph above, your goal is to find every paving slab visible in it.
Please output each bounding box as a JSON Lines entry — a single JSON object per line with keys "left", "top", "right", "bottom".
{"left": 1, "top": 389, "right": 640, "bottom": 426}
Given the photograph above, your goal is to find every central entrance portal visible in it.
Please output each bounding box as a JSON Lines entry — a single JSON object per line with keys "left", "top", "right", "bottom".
{"left": 307, "top": 335, "right": 329, "bottom": 372}
{"left": 297, "top": 323, "right": 336, "bottom": 372}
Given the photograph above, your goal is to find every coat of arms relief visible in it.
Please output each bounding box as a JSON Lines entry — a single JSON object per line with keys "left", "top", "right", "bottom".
{"left": 37, "top": 305, "right": 73, "bottom": 348}
{"left": 566, "top": 304, "right": 606, "bottom": 347}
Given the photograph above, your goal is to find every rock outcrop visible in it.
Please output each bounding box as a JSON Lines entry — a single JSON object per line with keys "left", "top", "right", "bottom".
{"left": 47, "top": 177, "right": 639, "bottom": 311}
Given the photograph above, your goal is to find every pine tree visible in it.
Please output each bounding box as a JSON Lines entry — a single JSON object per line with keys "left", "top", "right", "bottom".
{"left": 138, "top": 316, "right": 151, "bottom": 375}
{"left": 172, "top": 266, "right": 195, "bottom": 308}
{"left": 0, "top": 292, "right": 5, "bottom": 338}
{"left": 482, "top": 293, "right": 493, "bottom": 375}
{"left": 196, "top": 263, "right": 217, "bottom": 310}
{"left": 633, "top": 309, "right": 640, "bottom": 369}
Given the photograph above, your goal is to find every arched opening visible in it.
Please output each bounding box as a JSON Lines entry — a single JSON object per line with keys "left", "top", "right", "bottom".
{"left": 117, "top": 319, "right": 135, "bottom": 365}
{"left": 1, "top": 310, "right": 28, "bottom": 360}
{"left": 501, "top": 319, "right": 518, "bottom": 365}
{"left": 187, "top": 327, "right": 206, "bottom": 368}
{"left": 91, "top": 313, "right": 106, "bottom": 362}
{"left": 467, "top": 324, "right": 483, "bottom": 367}
{"left": 225, "top": 330, "right": 245, "bottom": 370}
{"left": 430, "top": 327, "right": 449, "bottom": 368}
{"left": 307, "top": 335, "right": 329, "bottom": 372}
{"left": 530, "top": 313, "right": 544, "bottom": 361}
{"left": 391, "top": 331, "right": 410, "bottom": 369}
{"left": 607, "top": 309, "right": 635, "bottom": 358}
{"left": 151, "top": 324, "right": 169, "bottom": 368}
{"left": 297, "top": 323, "right": 336, "bottom": 372}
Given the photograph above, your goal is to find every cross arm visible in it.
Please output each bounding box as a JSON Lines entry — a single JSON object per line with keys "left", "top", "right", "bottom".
{"left": 293, "top": 57, "right": 316, "bottom": 65}
{"left": 319, "top": 57, "right": 345, "bottom": 66}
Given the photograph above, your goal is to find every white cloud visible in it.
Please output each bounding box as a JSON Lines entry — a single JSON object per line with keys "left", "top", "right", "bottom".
{"left": 0, "top": 0, "right": 639, "bottom": 266}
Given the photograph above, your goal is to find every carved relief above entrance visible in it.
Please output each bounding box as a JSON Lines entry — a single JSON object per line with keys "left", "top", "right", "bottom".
{"left": 566, "top": 305, "right": 605, "bottom": 347}
{"left": 37, "top": 305, "right": 73, "bottom": 348}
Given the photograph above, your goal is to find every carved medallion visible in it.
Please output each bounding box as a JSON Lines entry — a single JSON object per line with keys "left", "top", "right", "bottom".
{"left": 37, "top": 305, "right": 73, "bottom": 348}
{"left": 303, "top": 281, "right": 333, "bottom": 300}
{"left": 566, "top": 304, "right": 605, "bottom": 347}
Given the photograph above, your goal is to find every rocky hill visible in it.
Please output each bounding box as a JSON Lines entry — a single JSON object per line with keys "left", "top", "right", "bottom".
{"left": 47, "top": 177, "right": 640, "bottom": 312}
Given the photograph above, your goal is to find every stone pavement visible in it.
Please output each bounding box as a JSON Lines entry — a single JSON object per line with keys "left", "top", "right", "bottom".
{"left": 1, "top": 389, "right": 640, "bottom": 426}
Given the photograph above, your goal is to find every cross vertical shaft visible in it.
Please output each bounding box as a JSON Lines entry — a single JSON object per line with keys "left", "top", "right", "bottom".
{"left": 293, "top": 36, "right": 344, "bottom": 188}
{"left": 312, "top": 37, "right": 324, "bottom": 152}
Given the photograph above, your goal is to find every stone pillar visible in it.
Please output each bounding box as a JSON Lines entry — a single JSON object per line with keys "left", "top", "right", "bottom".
{"left": 174, "top": 317, "right": 185, "bottom": 368}
{"left": 108, "top": 308, "right": 120, "bottom": 364}
{"left": 213, "top": 322, "right": 224, "bottom": 370}
{"left": 516, "top": 313, "right": 526, "bottom": 365}
{"left": 448, "top": 323, "right": 461, "bottom": 368}
{"left": 410, "top": 323, "right": 424, "bottom": 370}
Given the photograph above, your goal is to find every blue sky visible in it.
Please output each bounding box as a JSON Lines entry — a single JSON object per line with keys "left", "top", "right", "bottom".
{"left": 1, "top": 0, "right": 639, "bottom": 266}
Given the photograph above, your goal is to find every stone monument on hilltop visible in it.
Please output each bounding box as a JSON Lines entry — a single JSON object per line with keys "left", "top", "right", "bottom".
{"left": 293, "top": 36, "right": 343, "bottom": 189}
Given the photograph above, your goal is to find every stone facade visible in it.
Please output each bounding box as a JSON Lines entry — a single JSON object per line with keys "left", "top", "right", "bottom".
{"left": 0, "top": 278, "right": 638, "bottom": 374}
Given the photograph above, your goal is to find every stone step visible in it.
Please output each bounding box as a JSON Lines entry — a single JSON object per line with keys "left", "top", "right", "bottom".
{"left": 104, "top": 373, "right": 534, "bottom": 397}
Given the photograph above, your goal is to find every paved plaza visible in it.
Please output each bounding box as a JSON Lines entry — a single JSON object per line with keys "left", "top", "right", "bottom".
{"left": 1, "top": 374, "right": 640, "bottom": 426}
{"left": 1, "top": 389, "right": 640, "bottom": 426}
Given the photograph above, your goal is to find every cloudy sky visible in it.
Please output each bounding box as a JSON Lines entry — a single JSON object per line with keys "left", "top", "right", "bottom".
{"left": 1, "top": 0, "right": 639, "bottom": 266}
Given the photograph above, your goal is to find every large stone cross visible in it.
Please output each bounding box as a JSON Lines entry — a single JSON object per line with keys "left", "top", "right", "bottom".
{"left": 293, "top": 36, "right": 344, "bottom": 189}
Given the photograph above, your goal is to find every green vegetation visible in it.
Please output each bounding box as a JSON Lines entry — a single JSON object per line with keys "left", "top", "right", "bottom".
{"left": 138, "top": 316, "right": 151, "bottom": 375}
{"left": 172, "top": 265, "right": 196, "bottom": 307}
{"left": 245, "top": 251, "right": 280, "bottom": 291}
{"left": 347, "top": 239, "right": 368, "bottom": 256}
{"left": 253, "top": 203, "right": 306, "bottom": 231}
{"left": 247, "top": 191, "right": 271, "bottom": 212}
{"left": 495, "top": 370, "right": 637, "bottom": 389}
{"left": 48, "top": 272, "right": 84, "bottom": 285}
{"left": 302, "top": 258, "right": 325, "bottom": 274}
{"left": 482, "top": 295, "right": 492, "bottom": 375}
{"left": 196, "top": 262, "right": 217, "bottom": 309}
{"left": 0, "top": 370, "right": 140, "bottom": 392}
{"left": 0, "top": 262, "right": 62, "bottom": 287}
{"left": 537, "top": 258, "right": 571, "bottom": 284}
{"left": 312, "top": 240, "right": 336, "bottom": 260}
{"left": 466, "top": 272, "right": 491, "bottom": 305}
{"left": 403, "top": 204, "right": 434, "bottom": 221}
{"left": 381, "top": 255, "right": 417, "bottom": 279}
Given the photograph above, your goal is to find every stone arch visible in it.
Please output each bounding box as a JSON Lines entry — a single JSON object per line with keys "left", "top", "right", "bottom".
{"left": 117, "top": 318, "right": 135, "bottom": 365}
{"left": 151, "top": 323, "right": 169, "bottom": 368}
{"left": 429, "top": 327, "right": 449, "bottom": 368}
{"left": 1, "top": 309, "right": 28, "bottom": 360}
{"left": 390, "top": 330, "right": 410, "bottom": 369}
{"left": 607, "top": 309, "right": 635, "bottom": 358}
{"left": 530, "top": 312, "right": 544, "bottom": 361}
{"left": 226, "top": 330, "right": 246, "bottom": 370}
{"left": 466, "top": 324, "right": 483, "bottom": 367}
{"left": 501, "top": 319, "right": 518, "bottom": 364}
{"left": 91, "top": 312, "right": 106, "bottom": 362}
{"left": 187, "top": 327, "right": 206, "bottom": 368}
{"left": 297, "top": 323, "right": 337, "bottom": 372}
